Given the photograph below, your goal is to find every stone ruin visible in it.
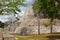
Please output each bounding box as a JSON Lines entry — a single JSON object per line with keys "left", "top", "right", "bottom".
{"left": 4, "top": 6, "right": 60, "bottom": 35}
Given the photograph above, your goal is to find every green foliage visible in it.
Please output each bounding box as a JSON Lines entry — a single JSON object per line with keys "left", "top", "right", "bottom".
{"left": 0, "top": 21, "right": 5, "bottom": 28}
{"left": 33, "top": 0, "right": 60, "bottom": 19}
{"left": 0, "top": 21, "right": 8, "bottom": 28}
{"left": 44, "top": 19, "right": 51, "bottom": 27}
{"left": 0, "top": 0, "right": 25, "bottom": 15}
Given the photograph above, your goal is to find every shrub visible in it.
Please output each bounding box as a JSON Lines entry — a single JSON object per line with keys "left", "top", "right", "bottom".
{"left": 44, "top": 19, "right": 51, "bottom": 27}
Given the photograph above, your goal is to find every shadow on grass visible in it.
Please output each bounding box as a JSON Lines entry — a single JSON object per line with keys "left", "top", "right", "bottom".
{"left": 47, "top": 34, "right": 60, "bottom": 40}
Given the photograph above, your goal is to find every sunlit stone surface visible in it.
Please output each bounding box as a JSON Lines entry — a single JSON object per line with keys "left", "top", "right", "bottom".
{"left": 5, "top": 6, "right": 60, "bottom": 34}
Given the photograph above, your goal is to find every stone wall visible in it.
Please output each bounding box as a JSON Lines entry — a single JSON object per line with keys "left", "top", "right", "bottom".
{"left": 5, "top": 6, "right": 60, "bottom": 35}
{"left": 0, "top": 28, "right": 3, "bottom": 40}
{"left": 14, "top": 6, "right": 60, "bottom": 34}
{"left": 3, "top": 34, "right": 15, "bottom": 40}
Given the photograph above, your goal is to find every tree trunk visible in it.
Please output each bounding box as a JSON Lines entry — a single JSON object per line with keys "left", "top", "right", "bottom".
{"left": 37, "top": 14, "right": 40, "bottom": 35}
{"left": 50, "top": 18, "right": 53, "bottom": 34}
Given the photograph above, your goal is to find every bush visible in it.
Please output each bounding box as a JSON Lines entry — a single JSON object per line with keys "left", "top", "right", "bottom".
{"left": 44, "top": 19, "right": 51, "bottom": 27}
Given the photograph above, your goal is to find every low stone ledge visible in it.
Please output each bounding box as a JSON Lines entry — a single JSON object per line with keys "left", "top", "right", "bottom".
{"left": 3, "top": 34, "right": 15, "bottom": 40}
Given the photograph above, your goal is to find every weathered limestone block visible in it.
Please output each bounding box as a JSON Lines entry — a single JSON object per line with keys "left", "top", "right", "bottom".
{"left": 0, "top": 34, "right": 3, "bottom": 40}
{"left": 5, "top": 6, "right": 60, "bottom": 34}
{"left": 0, "top": 28, "right": 3, "bottom": 40}
{"left": 3, "top": 34, "right": 15, "bottom": 40}
{"left": 4, "top": 37, "right": 15, "bottom": 40}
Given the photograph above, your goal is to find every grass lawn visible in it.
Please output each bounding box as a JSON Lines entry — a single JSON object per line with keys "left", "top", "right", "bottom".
{"left": 15, "top": 34, "right": 60, "bottom": 40}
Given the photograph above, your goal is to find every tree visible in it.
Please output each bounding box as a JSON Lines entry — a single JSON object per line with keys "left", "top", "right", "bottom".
{"left": 33, "top": 0, "right": 41, "bottom": 35}
{"left": 0, "top": 0, "right": 25, "bottom": 27}
{"left": 0, "top": 0, "right": 25, "bottom": 39}
{"left": 0, "top": 0, "right": 25, "bottom": 15}
{"left": 33, "top": 0, "right": 60, "bottom": 34}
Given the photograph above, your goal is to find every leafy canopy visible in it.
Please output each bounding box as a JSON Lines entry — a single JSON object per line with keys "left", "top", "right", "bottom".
{"left": 33, "top": 0, "right": 60, "bottom": 19}
{"left": 0, "top": 21, "right": 5, "bottom": 28}
{"left": 0, "top": 0, "right": 25, "bottom": 15}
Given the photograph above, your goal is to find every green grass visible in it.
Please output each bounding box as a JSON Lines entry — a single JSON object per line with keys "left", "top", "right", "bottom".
{"left": 15, "top": 34, "right": 60, "bottom": 40}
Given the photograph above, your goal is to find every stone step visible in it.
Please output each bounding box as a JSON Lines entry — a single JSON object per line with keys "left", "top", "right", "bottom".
{"left": 3, "top": 34, "right": 16, "bottom": 40}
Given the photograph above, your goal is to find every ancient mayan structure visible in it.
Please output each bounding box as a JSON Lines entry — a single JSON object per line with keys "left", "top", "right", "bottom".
{"left": 5, "top": 6, "right": 60, "bottom": 35}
